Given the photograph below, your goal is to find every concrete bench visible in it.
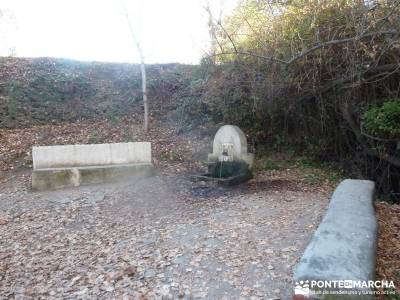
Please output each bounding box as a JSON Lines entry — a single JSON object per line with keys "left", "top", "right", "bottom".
{"left": 32, "top": 142, "right": 154, "bottom": 190}
{"left": 293, "top": 179, "right": 377, "bottom": 299}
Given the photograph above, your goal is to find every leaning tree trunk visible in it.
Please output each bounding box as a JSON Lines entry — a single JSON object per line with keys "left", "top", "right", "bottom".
{"left": 138, "top": 47, "right": 149, "bottom": 132}
{"left": 122, "top": 2, "right": 149, "bottom": 132}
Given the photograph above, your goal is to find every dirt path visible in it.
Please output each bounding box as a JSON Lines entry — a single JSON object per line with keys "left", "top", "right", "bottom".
{"left": 0, "top": 168, "right": 330, "bottom": 299}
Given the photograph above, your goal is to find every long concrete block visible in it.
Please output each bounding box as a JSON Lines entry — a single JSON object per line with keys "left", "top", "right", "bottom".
{"left": 32, "top": 142, "right": 151, "bottom": 169}
{"left": 293, "top": 179, "right": 377, "bottom": 299}
{"left": 32, "top": 164, "right": 155, "bottom": 191}
{"left": 32, "top": 142, "right": 154, "bottom": 190}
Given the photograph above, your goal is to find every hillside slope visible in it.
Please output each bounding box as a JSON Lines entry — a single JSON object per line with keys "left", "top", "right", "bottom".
{"left": 0, "top": 57, "right": 193, "bottom": 128}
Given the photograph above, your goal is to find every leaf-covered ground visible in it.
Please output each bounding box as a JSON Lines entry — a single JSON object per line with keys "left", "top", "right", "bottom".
{"left": 0, "top": 118, "right": 398, "bottom": 298}
{"left": 376, "top": 202, "right": 400, "bottom": 297}
{"left": 0, "top": 170, "right": 331, "bottom": 299}
{"left": 0, "top": 119, "right": 335, "bottom": 299}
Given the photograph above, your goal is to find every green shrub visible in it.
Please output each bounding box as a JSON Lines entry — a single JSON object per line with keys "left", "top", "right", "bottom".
{"left": 363, "top": 100, "right": 400, "bottom": 139}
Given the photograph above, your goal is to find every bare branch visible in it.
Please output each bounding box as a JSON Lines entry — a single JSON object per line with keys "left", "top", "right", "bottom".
{"left": 360, "top": 127, "right": 400, "bottom": 142}
{"left": 208, "top": 51, "right": 288, "bottom": 64}
{"left": 287, "top": 30, "right": 398, "bottom": 65}
{"left": 209, "top": 29, "right": 398, "bottom": 66}
{"left": 204, "top": 3, "right": 224, "bottom": 55}
{"left": 216, "top": 21, "right": 238, "bottom": 53}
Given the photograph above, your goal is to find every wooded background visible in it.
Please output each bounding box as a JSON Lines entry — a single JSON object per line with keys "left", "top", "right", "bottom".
{"left": 199, "top": 0, "right": 400, "bottom": 202}
{"left": 1, "top": 0, "right": 399, "bottom": 201}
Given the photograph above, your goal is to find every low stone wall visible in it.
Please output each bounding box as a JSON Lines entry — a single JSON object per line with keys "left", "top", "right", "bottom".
{"left": 293, "top": 179, "right": 377, "bottom": 299}
{"left": 32, "top": 142, "right": 151, "bottom": 169}
{"left": 32, "top": 142, "right": 154, "bottom": 190}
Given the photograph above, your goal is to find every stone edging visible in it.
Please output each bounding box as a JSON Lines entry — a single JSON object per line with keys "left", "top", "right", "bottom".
{"left": 293, "top": 179, "right": 377, "bottom": 299}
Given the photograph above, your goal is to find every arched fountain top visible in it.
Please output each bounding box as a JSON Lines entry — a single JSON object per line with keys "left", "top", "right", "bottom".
{"left": 212, "top": 125, "right": 248, "bottom": 156}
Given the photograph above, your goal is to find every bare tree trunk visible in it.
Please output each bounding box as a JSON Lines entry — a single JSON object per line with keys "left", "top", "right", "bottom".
{"left": 121, "top": 2, "right": 149, "bottom": 132}
{"left": 137, "top": 46, "right": 149, "bottom": 132}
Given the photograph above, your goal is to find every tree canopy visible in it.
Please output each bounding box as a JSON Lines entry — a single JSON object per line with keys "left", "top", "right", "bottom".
{"left": 195, "top": 0, "right": 400, "bottom": 200}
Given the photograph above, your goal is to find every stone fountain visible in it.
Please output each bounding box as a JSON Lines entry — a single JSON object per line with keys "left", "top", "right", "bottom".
{"left": 192, "top": 125, "right": 254, "bottom": 186}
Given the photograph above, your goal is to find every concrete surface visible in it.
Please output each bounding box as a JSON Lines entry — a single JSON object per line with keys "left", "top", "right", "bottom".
{"left": 32, "top": 142, "right": 153, "bottom": 190}
{"left": 32, "top": 164, "right": 155, "bottom": 191}
{"left": 293, "top": 179, "right": 377, "bottom": 299}
{"left": 208, "top": 125, "right": 254, "bottom": 167}
{"left": 32, "top": 142, "right": 151, "bottom": 169}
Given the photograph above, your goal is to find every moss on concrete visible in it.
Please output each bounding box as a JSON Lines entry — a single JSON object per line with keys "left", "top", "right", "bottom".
{"left": 32, "top": 164, "right": 155, "bottom": 191}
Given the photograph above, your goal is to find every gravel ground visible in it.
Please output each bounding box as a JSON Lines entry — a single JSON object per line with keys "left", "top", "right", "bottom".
{"left": 0, "top": 168, "right": 330, "bottom": 299}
